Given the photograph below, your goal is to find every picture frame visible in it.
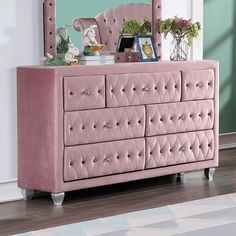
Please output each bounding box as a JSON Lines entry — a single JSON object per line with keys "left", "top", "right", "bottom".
{"left": 135, "top": 36, "right": 158, "bottom": 62}
{"left": 116, "top": 35, "right": 136, "bottom": 52}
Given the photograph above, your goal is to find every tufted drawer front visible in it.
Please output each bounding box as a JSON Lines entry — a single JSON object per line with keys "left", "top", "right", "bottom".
{"left": 146, "top": 100, "right": 214, "bottom": 136}
{"left": 64, "top": 106, "right": 145, "bottom": 146}
{"left": 64, "top": 138, "right": 145, "bottom": 181}
{"left": 182, "top": 69, "right": 214, "bottom": 101}
{"left": 106, "top": 71, "right": 181, "bottom": 107}
{"left": 146, "top": 130, "right": 214, "bottom": 169}
{"left": 64, "top": 75, "right": 105, "bottom": 111}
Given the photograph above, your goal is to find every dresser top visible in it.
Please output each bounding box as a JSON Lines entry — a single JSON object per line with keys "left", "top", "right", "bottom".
{"left": 17, "top": 60, "right": 219, "bottom": 78}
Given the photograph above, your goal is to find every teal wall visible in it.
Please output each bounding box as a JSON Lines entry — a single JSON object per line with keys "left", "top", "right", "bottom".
{"left": 56, "top": 0, "right": 150, "bottom": 49}
{"left": 204, "top": 0, "right": 236, "bottom": 133}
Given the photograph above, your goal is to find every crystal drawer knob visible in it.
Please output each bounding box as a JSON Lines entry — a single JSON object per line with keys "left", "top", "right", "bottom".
{"left": 105, "top": 157, "right": 111, "bottom": 162}
{"left": 82, "top": 89, "right": 91, "bottom": 96}
{"left": 179, "top": 115, "right": 185, "bottom": 120}
{"left": 103, "top": 123, "right": 111, "bottom": 129}
{"left": 196, "top": 82, "right": 203, "bottom": 88}
{"left": 143, "top": 86, "right": 150, "bottom": 92}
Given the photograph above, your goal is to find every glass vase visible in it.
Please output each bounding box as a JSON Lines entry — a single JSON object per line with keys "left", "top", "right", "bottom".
{"left": 170, "top": 37, "right": 189, "bottom": 61}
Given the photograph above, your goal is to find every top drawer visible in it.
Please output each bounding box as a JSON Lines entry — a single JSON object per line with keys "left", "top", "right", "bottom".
{"left": 182, "top": 69, "right": 214, "bottom": 101}
{"left": 106, "top": 71, "right": 181, "bottom": 107}
{"left": 64, "top": 75, "right": 105, "bottom": 111}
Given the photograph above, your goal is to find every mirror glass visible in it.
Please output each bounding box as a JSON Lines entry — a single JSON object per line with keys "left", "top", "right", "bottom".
{"left": 56, "top": 0, "right": 151, "bottom": 52}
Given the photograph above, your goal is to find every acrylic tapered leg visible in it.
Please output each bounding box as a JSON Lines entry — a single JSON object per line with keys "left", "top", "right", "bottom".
{"left": 51, "top": 192, "right": 65, "bottom": 206}
{"left": 204, "top": 168, "right": 215, "bottom": 180}
{"left": 177, "top": 172, "right": 184, "bottom": 178}
{"left": 21, "top": 189, "right": 34, "bottom": 201}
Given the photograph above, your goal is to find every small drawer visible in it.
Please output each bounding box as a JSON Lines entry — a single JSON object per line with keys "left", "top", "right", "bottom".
{"left": 64, "top": 75, "right": 105, "bottom": 111}
{"left": 145, "top": 130, "right": 214, "bottom": 169}
{"left": 106, "top": 71, "right": 181, "bottom": 107}
{"left": 182, "top": 69, "right": 214, "bottom": 101}
{"left": 146, "top": 100, "right": 214, "bottom": 136}
{"left": 64, "top": 106, "right": 145, "bottom": 146}
{"left": 64, "top": 138, "right": 145, "bottom": 181}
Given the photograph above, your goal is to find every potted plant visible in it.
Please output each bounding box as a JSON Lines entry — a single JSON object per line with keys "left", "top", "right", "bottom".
{"left": 160, "top": 16, "right": 201, "bottom": 61}
{"left": 121, "top": 17, "right": 151, "bottom": 36}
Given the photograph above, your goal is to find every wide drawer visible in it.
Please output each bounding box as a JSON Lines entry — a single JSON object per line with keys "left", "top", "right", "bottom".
{"left": 182, "top": 69, "right": 214, "bottom": 101}
{"left": 146, "top": 100, "right": 214, "bottom": 136}
{"left": 64, "top": 75, "right": 105, "bottom": 111}
{"left": 64, "top": 138, "right": 145, "bottom": 181}
{"left": 64, "top": 106, "right": 145, "bottom": 146}
{"left": 106, "top": 71, "right": 181, "bottom": 107}
{"left": 145, "top": 130, "right": 214, "bottom": 169}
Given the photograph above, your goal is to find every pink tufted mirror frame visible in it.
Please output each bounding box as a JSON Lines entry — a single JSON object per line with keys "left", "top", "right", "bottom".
{"left": 43, "top": 0, "right": 162, "bottom": 58}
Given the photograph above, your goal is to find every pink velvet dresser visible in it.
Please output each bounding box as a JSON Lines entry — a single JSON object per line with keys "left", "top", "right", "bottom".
{"left": 17, "top": 60, "right": 219, "bottom": 205}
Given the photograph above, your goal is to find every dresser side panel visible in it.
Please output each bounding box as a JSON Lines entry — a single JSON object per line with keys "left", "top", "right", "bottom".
{"left": 17, "top": 68, "right": 64, "bottom": 193}
{"left": 213, "top": 63, "right": 219, "bottom": 166}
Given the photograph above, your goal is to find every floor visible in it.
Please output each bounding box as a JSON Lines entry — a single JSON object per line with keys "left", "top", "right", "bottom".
{"left": 1, "top": 149, "right": 236, "bottom": 236}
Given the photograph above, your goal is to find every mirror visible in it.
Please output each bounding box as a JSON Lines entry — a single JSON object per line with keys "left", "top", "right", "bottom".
{"left": 56, "top": 0, "right": 151, "bottom": 53}
{"left": 43, "top": 0, "right": 161, "bottom": 57}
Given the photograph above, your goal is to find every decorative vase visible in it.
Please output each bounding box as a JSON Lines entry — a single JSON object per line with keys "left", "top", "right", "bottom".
{"left": 170, "top": 37, "right": 189, "bottom": 61}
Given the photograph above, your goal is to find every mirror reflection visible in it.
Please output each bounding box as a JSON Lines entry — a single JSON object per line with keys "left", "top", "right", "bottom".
{"left": 56, "top": 0, "right": 151, "bottom": 53}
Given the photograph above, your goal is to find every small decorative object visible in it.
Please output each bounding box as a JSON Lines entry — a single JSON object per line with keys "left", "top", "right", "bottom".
{"left": 83, "top": 25, "right": 104, "bottom": 56}
{"left": 64, "top": 43, "right": 80, "bottom": 64}
{"left": 160, "top": 16, "right": 201, "bottom": 61}
{"left": 78, "top": 54, "right": 115, "bottom": 65}
{"left": 116, "top": 35, "right": 140, "bottom": 63}
{"left": 121, "top": 17, "right": 151, "bottom": 36}
{"left": 41, "top": 53, "right": 69, "bottom": 66}
{"left": 117, "top": 35, "right": 136, "bottom": 52}
{"left": 136, "top": 36, "right": 158, "bottom": 62}
{"left": 56, "top": 26, "right": 70, "bottom": 54}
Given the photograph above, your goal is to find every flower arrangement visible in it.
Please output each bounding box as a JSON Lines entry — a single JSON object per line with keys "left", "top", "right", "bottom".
{"left": 121, "top": 17, "right": 151, "bottom": 35}
{"left": 160, "top": 16, "right": 201, "bottom": 46}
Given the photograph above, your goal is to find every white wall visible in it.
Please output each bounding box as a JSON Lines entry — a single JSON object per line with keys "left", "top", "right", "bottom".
{"left": 0, "top": 0, "right": 202, "bottom": 202}
{"left": 162, "top": 0, "right": 203, "bottom": 60}
{"left": 0, "top": 0, "right": 44, "bottom": 201}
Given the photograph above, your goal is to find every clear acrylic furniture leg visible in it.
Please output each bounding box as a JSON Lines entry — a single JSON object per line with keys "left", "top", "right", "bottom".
{"left": 51, "top": 192, "right": 65, "bottom": 206}
{"left": 21, "top": 189, "right": 34, "bottom": 201}
{"left": 204, "top": 168, "right": 215, "bottom": 180}
{"left": 177, "top": 172, "right": 184, "bottom": 178}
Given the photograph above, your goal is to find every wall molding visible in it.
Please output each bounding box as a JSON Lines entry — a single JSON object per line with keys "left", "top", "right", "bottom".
{"left": 0, "top": 179, "right": 23, "bottom": 203}
{"left": 219, "top": 132, "right": 236, "bottom": 150}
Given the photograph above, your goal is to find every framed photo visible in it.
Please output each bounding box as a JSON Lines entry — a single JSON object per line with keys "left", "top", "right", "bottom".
{"left": 135, "top": 36, "right": 158, "bottom": 62}
{"left": 117, "top": 35, "right": 136, "bottom": 52}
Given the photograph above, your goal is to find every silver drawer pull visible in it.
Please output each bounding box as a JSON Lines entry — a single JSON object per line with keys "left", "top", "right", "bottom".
{"left": 143, "top": 86, "right": 150, "bottom": 92}
{"left": 179, "top": 115, "right": 185, "bottom": 120}
{"left": 104, "top": 157, "right": 111, "bottom": 162}
{"left": 196, "top": 82, "right": 203, "bottom": 88}
{"left": 103, "top": 123, "right": 111, "bottom": 129}
{"left": 82, "top": 89, "right": 91, "bottom": 96}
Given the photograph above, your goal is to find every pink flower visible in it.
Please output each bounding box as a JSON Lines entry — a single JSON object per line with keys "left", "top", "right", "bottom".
{"left": 180, "top": 19, "right": 189, "bottom": 27}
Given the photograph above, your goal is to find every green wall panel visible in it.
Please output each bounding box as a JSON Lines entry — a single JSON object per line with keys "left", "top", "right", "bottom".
{"left": 56, "top": 0, "right": 150, "bottom": 49}
{"left": 204, "top": 0, "right": 236, "bottom": 133}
